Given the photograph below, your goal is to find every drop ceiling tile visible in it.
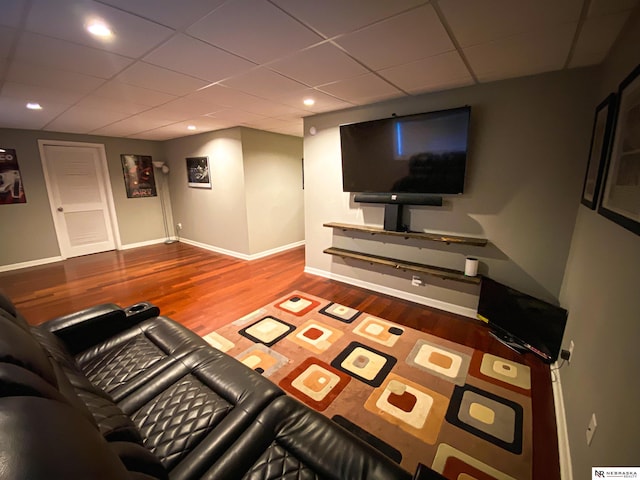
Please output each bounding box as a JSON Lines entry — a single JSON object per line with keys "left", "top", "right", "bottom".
{"left": 25, "top": 0, "right": 174, "bottom": 57}
{"left": 465, "top": 23, "right": 577, "bottom": 82}
{"left": 115, "top": 62, "right": 208, "bottom": 96}
{"left": 185, "top": 86, "right": 308, "bottom": 118}
{"left": 205, "top": 108, "right": 268, "bottom": 125}
{"left": 378, "top": 51, "right": 474, "bottom": 94}
{"left": 98, "top": 0, "right": 224, "bottom": 29}
{"left": 0, "top": 96, "right": 70, "bottom": 130}
{"left": 588, "top": 0, "right": 639, "bottom": 17}
{"left": 1, "top": 27, "right": 16, "bottom": 60}
{"left": 127, "top": 116, "right": 234, "bottom": 139}
{"left": 220, "top": 68, "right": 308, "bottom": 100}
{"left": 317, "top": 73, "right": 404, "bottom": 105}
{"left": 91, "top": 112, "right": 177, "bottom": 136}
{"left": 271, "top": 120, "right": 303, "bottom": 137}
{"left": 0, "top": 0, "right": 25, "bottom": 28}
{"left": 7, "top": 61, "right": 105, "bottom": 93}
{"left": 187, "top": 0, "right": 322, "bottom": 63}
{"left": 144, "top": 34, "right": 256, "bottom": 83}
{"left": 92, "top": 81, "right": 176, "bottom": 106}
{"left": 272, "top": 0, "right": 428, "bottom": 38}
{"left": 569, "top": 11, "right": 631, "bottom": 67}
{"left": 1, "top": 82, "right": 87, "bottom": 105}
{"left": 269, "top": 42, "right": 368, "bottom": 87}
{"left": 14, "top": 32, "right": 134, "bottom": 78}
{"left": 186, "top": 85, "right": 270, "bottom": 109}
{"left": 335, "top": 4, "right": 454, "bottom": 70}
{"left": 278, "top": 88, "right": 354, "bottom": 113}
{"left": 149, "top": 98, "right": 224, "bottom": 119}
{"left": 75, "top": 95, "right": 150, "bottom": 115}
{"left": 439, "top": 0, "right": 583, "bottom": 47}
{"left": 44, "top": 106, "right": 130, "bottom": 133}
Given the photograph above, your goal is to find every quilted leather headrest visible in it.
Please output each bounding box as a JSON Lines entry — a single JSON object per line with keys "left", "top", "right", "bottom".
{"left": 0, "top": 315, "right": 57, "bottom": 387}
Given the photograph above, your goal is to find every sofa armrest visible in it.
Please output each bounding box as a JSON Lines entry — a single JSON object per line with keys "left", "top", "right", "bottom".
{"left": 41, "top": 303, "right": 150, "bottom": 355}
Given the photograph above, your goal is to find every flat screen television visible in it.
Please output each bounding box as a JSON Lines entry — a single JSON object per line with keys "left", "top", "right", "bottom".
{"left": 340, "top": 106, "right": 471, "bottom": 194}
{"left": 477, "top": 277, "right": 568, "bottom": 363}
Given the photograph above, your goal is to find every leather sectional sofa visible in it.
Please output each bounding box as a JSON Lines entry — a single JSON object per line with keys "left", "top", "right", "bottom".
{"left": 0, "top": 292, "right": 445, "bottom": 479}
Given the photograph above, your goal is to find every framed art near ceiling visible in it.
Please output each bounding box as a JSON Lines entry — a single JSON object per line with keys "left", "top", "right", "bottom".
{"left": 598, "top": 63, "right": 640, "bottom": 236}
{"left": 121, "top": 154, "right": 157, "bottom": 198}
{"left": 186, "top": 156, "right": 211, "bottom": 188}
{"left": 581, "top": 93, "right": 616, "bottom": 209}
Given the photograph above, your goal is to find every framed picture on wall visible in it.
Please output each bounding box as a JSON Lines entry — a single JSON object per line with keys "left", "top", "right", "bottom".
{"left": 121, "top": 154, "right": 157, "bottom": 198}
{"left": 598, "top": 63, "right": 640, "bottom": 236}
{"left": 0, "top": 147, "right": 27, "bottom": 204}
{"left": 186, "top": 156, "right": 211, "bottom": 188}
{"left": 581, "top": 93, "right": 616, "bottom": 209}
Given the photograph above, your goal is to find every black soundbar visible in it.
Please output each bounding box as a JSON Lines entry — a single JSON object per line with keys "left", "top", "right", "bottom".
{"left": 353, "top": 192, "right": 443, "bottom": 206}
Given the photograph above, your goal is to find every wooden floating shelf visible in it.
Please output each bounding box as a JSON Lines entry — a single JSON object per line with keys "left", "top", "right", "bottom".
{"left": 324, "top": 222, "right": 487, "bottom": 247}
{"left": 324, "top": 247, "right": 481, "bottom": 285}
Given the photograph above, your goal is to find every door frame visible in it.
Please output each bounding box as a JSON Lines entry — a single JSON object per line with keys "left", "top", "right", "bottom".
{"left": 38, "top": 139, "right": 122, "bottom": 258}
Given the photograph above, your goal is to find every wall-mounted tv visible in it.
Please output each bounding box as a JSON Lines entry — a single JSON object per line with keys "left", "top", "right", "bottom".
{"left": 477, "top": 277, "right": 568, "bottom": 363}
{"left": 340, "top": 106, "right": 471, "bottom": 194}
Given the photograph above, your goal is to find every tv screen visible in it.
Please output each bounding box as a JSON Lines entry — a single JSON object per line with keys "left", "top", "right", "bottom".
{"left": 340, "top": 106, "right": 470, "bottom": 194}
{"left": 477, "top": 277, "right": 568, "bottom": 363}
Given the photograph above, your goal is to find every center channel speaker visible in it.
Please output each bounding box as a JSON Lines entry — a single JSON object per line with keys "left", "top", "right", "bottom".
{"left": 353, "top": 193, "right": 443, "bottom": 206}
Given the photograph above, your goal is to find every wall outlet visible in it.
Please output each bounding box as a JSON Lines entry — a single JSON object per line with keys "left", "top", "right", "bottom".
{"left": 586, "top": 413, "right": 597, "bottom": 446}
{"left": 411, "top": 275, "right": 423, "bottom": 287}
{"left": 568, "top": 340, "right": 575, "bottom": 363}
{"left": 176, "top": 223, "right": 183, "bottom": 230}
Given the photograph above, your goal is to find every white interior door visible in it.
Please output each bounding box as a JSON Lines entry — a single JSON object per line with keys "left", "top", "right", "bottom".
{"left": 39, "top": 142, "right": 117, "bottom": 258}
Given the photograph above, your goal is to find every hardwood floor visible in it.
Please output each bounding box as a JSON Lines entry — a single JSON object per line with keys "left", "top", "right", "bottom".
{"left": 0, "top": 242, "right": 560, "bottom": 480}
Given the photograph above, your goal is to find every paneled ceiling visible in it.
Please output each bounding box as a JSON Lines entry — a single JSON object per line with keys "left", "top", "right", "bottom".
{"left": 0, "top": 0, "right": 637, "bottom": 140}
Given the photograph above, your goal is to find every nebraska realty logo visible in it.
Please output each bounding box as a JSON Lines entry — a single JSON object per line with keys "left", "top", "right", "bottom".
{"left": 593, "top": 468, "right": 639, "bottom": 479}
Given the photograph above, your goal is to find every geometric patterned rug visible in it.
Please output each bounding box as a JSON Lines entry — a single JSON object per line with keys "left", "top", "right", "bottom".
{"left": 203, "top": 291, "right": 532, "bottom": 480}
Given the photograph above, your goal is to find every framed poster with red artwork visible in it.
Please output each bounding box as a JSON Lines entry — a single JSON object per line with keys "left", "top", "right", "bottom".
{"left": 121, "top": 154, "right": 157, "bottom": 198}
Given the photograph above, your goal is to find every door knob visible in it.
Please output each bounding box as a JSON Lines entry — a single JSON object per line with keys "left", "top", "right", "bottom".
{"left": 57, "top": 207, "right": 63, "bottom": 212}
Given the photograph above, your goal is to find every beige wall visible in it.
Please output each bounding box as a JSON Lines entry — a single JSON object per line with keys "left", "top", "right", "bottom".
{"left": 0, "top": 128, "right": 165, "bottom": 267}
{"left": 303, "top": 68, "right": 596, "bottom": 315}
{"left": 241, "top": 128, "right": 304, "bottom": 255}
{"left": 559, "top": 7, "right": 640, "bottom": 477}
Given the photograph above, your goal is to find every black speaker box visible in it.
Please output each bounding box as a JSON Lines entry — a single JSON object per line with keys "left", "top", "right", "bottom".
{"left": 353, "top": 192, "right": 443, "bottom": 206}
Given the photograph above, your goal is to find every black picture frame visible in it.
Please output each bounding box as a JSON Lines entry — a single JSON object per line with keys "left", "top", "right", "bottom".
{"left": 186, "top": 156, "right": 211, "bottom": 189}
{"left": 121, "top": 154, "right": 157, "bottom": 198}
{"left": 581, "top": 93, "right": 616, "bottom": 209}
{"left": 598, "top": 63, "right": 640, "bottom": 236}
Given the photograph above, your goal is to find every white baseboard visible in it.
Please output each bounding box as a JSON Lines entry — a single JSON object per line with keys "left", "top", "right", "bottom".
{"left": 0, "top": 255, "right": 63, "bottom": 273}
{"left": 179, "top": 238, "right": 304, "bottom": 261}
{"left": 119, "top": 238, "right": 175, "bottom": 250}
{"left": 551, "top": 367, "right": 573, "bottom": 480}
{"left": 304, "top": 266, "right": 477, "bottom": 319}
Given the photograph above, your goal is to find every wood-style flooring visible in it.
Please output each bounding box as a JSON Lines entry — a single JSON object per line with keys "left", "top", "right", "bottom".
{"left": 0, "top": 242, "right": 560, "bottom": 480}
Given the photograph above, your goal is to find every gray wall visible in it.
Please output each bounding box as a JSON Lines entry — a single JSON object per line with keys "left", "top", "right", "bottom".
{"left": 162, "top": 128, "right": 250, "bottom": 256}
{"left": 162, "top": 127, "right": 304, "bottom": 258}
{"left": 303, "top": 69, "right": 596, "bottom": 314}
{"left": 241, "top": 128, "right": 304, "bottom": 255}
{"left": 0, "top": 128, "right": 165, "bottom": 267}
{"left": 559, "top": 8, "right": 640, "bottom": 477}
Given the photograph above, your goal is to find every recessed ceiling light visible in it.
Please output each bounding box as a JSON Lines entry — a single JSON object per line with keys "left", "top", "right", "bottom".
{"left": 303, "top": 98, "right": 315, "bottom": 106}
{"left": 87, "top": 20, "right": 113, "bottom": 38}
{"left": 26, "top": 102, "right": 42, "bottom": 110}
{"left": 187, "top": 125, "right": 196, "bottom": 131}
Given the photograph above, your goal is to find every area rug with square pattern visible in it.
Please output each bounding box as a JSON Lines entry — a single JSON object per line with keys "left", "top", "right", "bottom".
{"left": 203, "top": 291, "right": 532, "bottom": 480}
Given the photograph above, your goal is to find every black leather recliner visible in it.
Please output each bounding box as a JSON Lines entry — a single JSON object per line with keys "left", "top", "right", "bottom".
{"left": 0, "top": 292, "right": 443, "bottom": 479}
